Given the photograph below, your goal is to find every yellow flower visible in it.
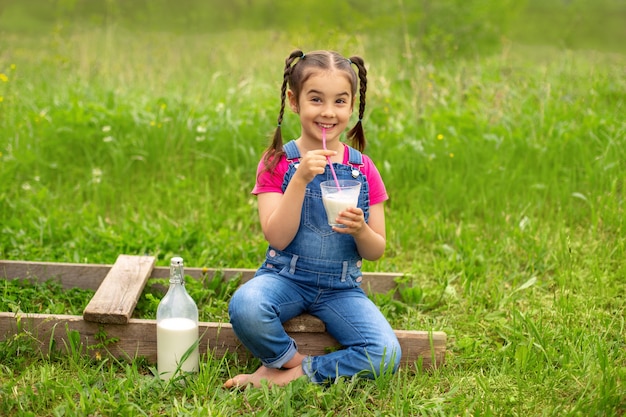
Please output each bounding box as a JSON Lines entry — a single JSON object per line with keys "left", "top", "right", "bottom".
{"left": 0, "top": 73, "right": 8, "bottom": 82}
{"left": 150, "top": 120, "right": 156, "bottom": 126}
{"left": 0, "top": 96, "right": 3, "bottom": 102}
{"left": 437, "top": 134, "right": 444, "bottom": 140}
{"left": 10, "top": 64, "right": 16, "bottom": 70}
{"left": 449, "top": 153, "right": 454, "bottom": 158}
{"left": 160, "top": 103, "right": 166, "bottom": 110}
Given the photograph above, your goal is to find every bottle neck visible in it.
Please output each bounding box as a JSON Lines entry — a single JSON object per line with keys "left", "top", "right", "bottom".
{"left": 169, "top": 263, "right": 185, "bottom": 285}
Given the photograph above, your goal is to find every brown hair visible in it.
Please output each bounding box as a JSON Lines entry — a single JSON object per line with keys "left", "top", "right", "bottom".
{"left": 262, "top": 50, "right": 368, "bottom": 172}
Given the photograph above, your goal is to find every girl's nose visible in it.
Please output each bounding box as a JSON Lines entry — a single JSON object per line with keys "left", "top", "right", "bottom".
{"left": 321, "top": 104, "right": 335, "bottom": 118}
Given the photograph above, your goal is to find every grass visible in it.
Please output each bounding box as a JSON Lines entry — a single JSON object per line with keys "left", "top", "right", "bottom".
{"left": 1, "top": 2, "right": 625, "bottom": 416}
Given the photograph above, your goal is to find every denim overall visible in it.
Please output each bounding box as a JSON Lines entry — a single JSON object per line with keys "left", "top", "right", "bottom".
{"left": 228, "top": 140, "right": 401, "bottom": 383}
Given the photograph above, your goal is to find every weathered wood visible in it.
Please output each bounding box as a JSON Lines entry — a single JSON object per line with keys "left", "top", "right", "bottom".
{"left": 0, "top": 257, "right": 447, "bottom": 369}
{"left": 0, "top": 312, "right": 446, "bottom": 368}
{"left": 150, "top": 267, "right": 257, "bottom": 285}
{"left": 0, "top": 260, "right": 113, "bottom": 290}
{"left": 0, "top": 260, "right": 402, "bottom": 295}
{"left": 0, "top": 260, "right": 257, "bottom": 290}
{"left": 284, "top": 314, "right": 326, "bottom": 333}
{"left": 396, "top": 330, "right": 447, "bottom": 369}
{"left": 83, "top": 255, "right": 156, "bottom": 324}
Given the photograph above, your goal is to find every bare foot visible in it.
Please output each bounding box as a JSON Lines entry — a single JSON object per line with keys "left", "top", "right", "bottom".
{"left": 223, "top": 365, "right": 305, "bottom": 389}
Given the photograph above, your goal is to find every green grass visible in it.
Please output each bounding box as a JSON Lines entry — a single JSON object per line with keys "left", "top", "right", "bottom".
{"left": 1, "top": 1, "right": 625, "bottom": 415}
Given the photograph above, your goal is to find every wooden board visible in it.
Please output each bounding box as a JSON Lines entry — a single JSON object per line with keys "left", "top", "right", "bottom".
{"left": 82, "top": 255, "right": 156, "bottom": 324}
{"left": 0, "top": 260, "right": 114, "bottom": 290}
{"left": 0, "top": 312, "right": 446, "bottom": 369}
{"left": 0, "top": 257, "right": 447, "bottom": 369}
{"left": 0, "top": 260, "right": 402, "bottom": 295}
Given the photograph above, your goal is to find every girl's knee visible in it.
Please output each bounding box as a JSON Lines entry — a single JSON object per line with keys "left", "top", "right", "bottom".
{"left": 228, "top": 284, "right": 280, "bottom": 328}
{"left": 228, "top": 286, "right": 263, "bottom": 324}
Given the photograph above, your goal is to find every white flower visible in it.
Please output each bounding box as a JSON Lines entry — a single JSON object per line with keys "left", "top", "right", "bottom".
{"left": 92, "top": 168, "right": 103, "bottom": 184}
{"left": 519, "top": 216, "right": 530, "bottom": 231}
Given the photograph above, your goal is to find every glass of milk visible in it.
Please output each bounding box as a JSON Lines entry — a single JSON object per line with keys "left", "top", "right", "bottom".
{"left": 320, "top": 180, "right": 361, "bottom": 227}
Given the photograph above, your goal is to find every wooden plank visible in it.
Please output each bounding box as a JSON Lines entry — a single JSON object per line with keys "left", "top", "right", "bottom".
{"left": 0, "top": 260, "right": 403, "bottom": 296}
{"left": 0, "top": 312, "right": 445, "bottom": 369}
{"left": 396, "top": 330, "right": 447, "bottom": 369}
{"left": 0, "top": 260, "right": 256, "bottom": 290}
{"left": 0, "top": 260, "right": 113, "bottom": 290}
{"left": 149, "top": 266, "right": 257, "bottom": 283}
{"left": 0, "top": 258, "right": 445, "bottom": 369}
{"left": 136, "top": 267, "right": 402, "bottom": 296}
{"left": 0, "top": 312, "right": 240, "bottom": 363}
{"left": 284, "top": 314, "right": 326, "bottom": 333}
{"left": 83, "top": 255, "right": 156, "bottom": 324}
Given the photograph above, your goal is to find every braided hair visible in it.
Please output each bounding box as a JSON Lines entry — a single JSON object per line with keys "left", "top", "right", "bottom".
{"left": 262, "top": 50, "right": 368, "bottom": 172}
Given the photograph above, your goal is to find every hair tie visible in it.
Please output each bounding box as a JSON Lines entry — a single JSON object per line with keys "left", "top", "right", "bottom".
{"left": 347, "top": 58, "right": 352, "bottom": 65}
{"left": 277, "top": 123, "right": 282, "bottom": 127}
{"left": 301, "top": 52, "right": 306, "bottom": 59}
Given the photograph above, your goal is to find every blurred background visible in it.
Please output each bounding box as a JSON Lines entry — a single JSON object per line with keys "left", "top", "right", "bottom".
{"left": 0, "top": 0, "right": 623, "bottom": 267}
{"left": 1, "top": 0, "right": 624, "bottom": 56}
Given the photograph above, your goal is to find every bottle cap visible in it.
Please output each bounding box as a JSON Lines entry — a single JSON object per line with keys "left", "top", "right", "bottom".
{"left": 171, "top": 256, "right": 183, "bottom": 265}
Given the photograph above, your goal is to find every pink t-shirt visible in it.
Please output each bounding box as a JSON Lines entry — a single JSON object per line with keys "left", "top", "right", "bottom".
{"left": 252, "top": 144, "right": 388, "bottom": 206}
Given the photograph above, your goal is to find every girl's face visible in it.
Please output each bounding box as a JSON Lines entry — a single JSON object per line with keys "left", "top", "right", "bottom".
{"left": 288, "top": 69, "right": 354, "bottom": 147}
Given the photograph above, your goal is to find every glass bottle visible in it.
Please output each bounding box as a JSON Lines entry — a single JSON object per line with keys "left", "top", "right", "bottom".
{"left": 156, "top": 256, "right": 199, "bottom": 380}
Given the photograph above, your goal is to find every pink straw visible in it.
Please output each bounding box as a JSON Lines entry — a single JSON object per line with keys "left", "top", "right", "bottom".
{"left": 322, "top": 128, "right": 341, "bottom": 189}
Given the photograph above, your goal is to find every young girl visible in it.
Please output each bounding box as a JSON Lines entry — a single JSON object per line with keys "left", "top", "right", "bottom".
{"left": 224, "top": 50, "right": 401, "bottom": 388}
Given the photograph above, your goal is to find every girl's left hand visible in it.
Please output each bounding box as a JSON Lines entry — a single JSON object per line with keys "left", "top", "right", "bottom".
{"left": 332, "top": 207, "right": 366, "bottom": 235}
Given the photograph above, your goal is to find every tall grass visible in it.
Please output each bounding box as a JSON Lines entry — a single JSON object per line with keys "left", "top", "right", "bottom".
{"left": 1, "top": 1, "right": 625, "bottom": 415}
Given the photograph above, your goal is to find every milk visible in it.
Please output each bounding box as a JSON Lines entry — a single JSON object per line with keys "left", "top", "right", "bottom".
{"left": 157, "top": 317, "right": 199, "bottom": 380}
{"left": 320, "top": 180, "right": 361, "bottom": 226}
{"left": 322, "top": 194, "right": 356, "bottom": 226}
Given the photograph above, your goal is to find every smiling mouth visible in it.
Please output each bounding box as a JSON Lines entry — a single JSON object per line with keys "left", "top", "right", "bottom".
{"left": 317, "top": 123, "right": 335, "bottom": 129}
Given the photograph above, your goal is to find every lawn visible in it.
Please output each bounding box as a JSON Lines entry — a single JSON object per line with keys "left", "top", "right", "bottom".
{"left": 0, "top": 1, "right": 625, "bottom": 415}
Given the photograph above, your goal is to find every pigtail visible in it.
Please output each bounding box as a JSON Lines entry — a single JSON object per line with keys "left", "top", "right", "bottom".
{"left": 263, "top": 50, "right": 305, "bottom": 172}
{"left": 346, "top": 56, "right": 367, "bottom": 152}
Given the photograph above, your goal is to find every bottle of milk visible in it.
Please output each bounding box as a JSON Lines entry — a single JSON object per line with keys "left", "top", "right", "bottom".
{"left": 156, "top": 256, "right": 199, "bottom": 380}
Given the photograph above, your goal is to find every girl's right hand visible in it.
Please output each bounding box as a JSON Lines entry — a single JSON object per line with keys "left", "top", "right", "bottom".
{"left": 294, "top": 150, "right": 337, "bottom": 184}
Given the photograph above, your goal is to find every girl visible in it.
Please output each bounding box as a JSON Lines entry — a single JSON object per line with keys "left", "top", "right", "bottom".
{"left": 224, "top": 50, "right": 401, "bottom": 388}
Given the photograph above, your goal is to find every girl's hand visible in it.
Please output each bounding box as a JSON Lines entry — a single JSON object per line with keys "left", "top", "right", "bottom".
{"left": 332, "top": 207, "right": 366, "bottom": 236}
{"left": 294, "top": 150, "right": 336, "bottom": 184}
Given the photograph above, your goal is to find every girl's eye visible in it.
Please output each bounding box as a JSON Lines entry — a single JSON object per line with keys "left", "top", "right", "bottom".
{"left": 311, "top": 97, "right": 322, "bottom": 103}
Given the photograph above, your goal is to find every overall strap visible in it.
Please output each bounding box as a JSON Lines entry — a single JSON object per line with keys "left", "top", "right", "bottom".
{"left": 283, "top": 140, "right": 301, "bottom": 161}
{"left": 347, "top": 145, "right": 363, "bottom": 166}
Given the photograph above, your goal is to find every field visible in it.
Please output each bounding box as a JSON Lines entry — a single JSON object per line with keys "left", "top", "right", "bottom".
{"left": 1, "top": 0, "right": 625, "bottom": 415}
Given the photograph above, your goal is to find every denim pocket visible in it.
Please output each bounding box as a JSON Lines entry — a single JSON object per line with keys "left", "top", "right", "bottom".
{"left": 303, "top": 187, "right": 335, "bottom": 236}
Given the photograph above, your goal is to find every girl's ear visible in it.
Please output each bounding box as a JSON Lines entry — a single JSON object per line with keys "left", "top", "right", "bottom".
{"left": 287, "top": 90, "right": 299, "bottom": 113}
